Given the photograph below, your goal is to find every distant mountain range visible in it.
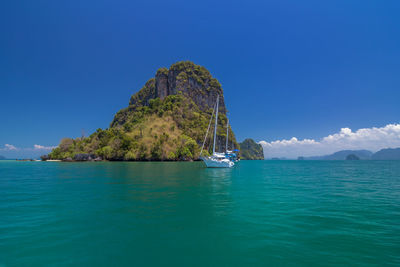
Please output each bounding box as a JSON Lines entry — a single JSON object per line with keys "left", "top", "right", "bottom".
{"left": 302, "top": 150, "right": 373, "bottom": 160}
{"left": 298, "top": 147, "right": 400, "bottom": 160}
{"left": 371, "top": 148, "right": 400, "bottom": 160}
{"left": 0, "top": 155, "right": 6, "bottom": 160}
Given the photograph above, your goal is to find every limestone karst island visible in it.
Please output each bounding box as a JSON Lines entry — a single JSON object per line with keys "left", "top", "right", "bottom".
{"left": 46, "top": 61, "right": 263, "bottom": 161}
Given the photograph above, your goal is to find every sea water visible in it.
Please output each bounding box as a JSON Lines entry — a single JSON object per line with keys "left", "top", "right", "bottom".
{"left": 0, "top": 160, "right": 399, "bottom": 266}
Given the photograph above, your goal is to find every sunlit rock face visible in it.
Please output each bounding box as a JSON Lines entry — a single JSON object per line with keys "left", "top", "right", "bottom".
{"left": 117, "top": 61, "right": 228, "bottom": 128}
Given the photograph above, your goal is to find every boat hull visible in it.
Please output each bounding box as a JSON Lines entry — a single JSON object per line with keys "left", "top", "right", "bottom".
{"left": 201, "top": 157, "right": 234, "bottom": 168}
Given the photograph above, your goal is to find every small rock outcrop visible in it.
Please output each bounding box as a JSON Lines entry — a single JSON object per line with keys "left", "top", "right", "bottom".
{"left": 40, "top": 154, "right": 49, "bottom": 161}
{"left": 346, "top": 154, "right": 360, "bottom": 160}
{"left": 239, "top": 139, "right": 264, "bottom": 160}
{"left": 73, "top": 153, "right": 99, "bottom": 161}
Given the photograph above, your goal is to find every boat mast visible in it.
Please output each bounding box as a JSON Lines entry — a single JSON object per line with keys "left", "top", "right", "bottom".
{"left": 213, "top": 95, "right": 219, "bottom": 155}
{"left": 226, "top": 117, "right": 229, "bottom": 152}
{"left": 232, "top": 131, "right": 234, "bottom": 150}
{"left": 200, "top": 100, "right": 217, "bottom": 156}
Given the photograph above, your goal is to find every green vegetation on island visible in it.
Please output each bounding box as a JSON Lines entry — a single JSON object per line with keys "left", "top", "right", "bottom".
{"left": 48, "top": 61, "right": 238, "bottom": 161}
{"left": 239, "top": 138, "right": 264, "bottom": 160}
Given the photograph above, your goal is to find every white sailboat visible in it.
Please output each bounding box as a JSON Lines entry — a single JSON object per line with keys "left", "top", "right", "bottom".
{"left": 200, "top": 95, "right": 234, "bottom": 168}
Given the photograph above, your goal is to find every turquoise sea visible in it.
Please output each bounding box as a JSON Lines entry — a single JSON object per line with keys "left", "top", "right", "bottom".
{"left": 0, "top": 160, "right": 399, "bottom": 266}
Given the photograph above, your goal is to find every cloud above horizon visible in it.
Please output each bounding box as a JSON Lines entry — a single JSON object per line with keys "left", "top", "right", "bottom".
{"left": 1, "top": 144, "right": 57, "bottom": 151}
{"left": 3, "top": 144, "right": 17, "bottom": 150}
{"left": 0, "top": 144, "right": 57, "bottom": 158}
{"left": 34, "top": 144, "right": 57, "bottom": 150}
{"left": 259, "top": 123, "right": 400, "bottom": 158}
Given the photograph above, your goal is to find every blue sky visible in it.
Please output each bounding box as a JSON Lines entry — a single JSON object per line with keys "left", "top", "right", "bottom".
{"left": 1, "top": 0, "right": 399, "bottom": 158}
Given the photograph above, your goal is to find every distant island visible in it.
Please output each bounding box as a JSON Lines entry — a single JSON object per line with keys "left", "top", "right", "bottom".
{"left": 345, "top": 154, "right": 360, "bottom": 160}
{"left": 0, "top": 155, "right": 6, "bottom": 160}
{"left": 46, "top": 61, "right": 259, "bottom": 162}
{"left": 297, "top": 148, "right": 400, "bottom": 160}
{"left": 372, "top": 148, "right": 400, "bottom": 160}
{"left": 239, "top": 139, "right": 264, "bottom": 160}
{"left": 300, "top": 150, "right": 373, "bottom": 160}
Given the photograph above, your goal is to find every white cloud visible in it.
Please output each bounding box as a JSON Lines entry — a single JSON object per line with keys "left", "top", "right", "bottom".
{"left": 259, "top": 123, "right": 400, "bottom": 158}
{"left": 4, "top": 144, "right": 17, "bottom": 150}
{"left": 34, "top": 144, "right": 57, "bottom": 150}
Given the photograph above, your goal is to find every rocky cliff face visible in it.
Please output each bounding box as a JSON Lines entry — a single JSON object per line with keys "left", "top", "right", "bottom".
{"left": 115, "top": 61, "right": 226, "bottom": 127}
{"left": 155, "top": 68, "right": 169, "bottom": 99}
{"left": 49, "top": 61, "right": 238, "bottom": 161}
{"left": 164, "top": 62, "right": 226, "bottom": 114}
